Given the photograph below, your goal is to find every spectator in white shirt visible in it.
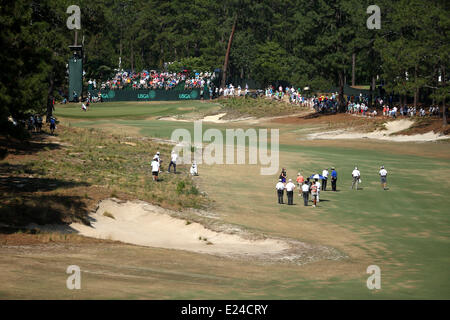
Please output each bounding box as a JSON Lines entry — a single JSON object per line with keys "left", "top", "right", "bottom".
{"left": 322, "top": 168, "right": 329, "bottom": 191}
{"left": 351, "top": 166, "right": 361, "bottom": 190}
{"left": 285, "top": 179, "right": 296, "bottom": 205}
{"left": 301, "top": 182, "right": 310, "bottom": 206}
{"left": 276, "top": 179, "right": 285, "bottom": 204}
{"left": 379, "top": 165, "right": 388, "bottom": 190}
{"left": 190, "top": 161, "right": 198, "bottom": 176}
{"left": 151, "top": 157, "right": 160, "bottom": 181}
{"left": 168, "top": 151, "right": 178, "bottom": 173}
{"left": 153, "top": 151, "right": 163, "bottom": 172}
{"left": 315, "top": 179, "right": 321, "bottom": 203}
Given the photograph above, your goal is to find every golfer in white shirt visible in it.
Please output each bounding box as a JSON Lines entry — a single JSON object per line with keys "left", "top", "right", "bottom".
{"left": 351, "top": 166, "right": 361, "bottom": 190}
{"left": 276, "top": 179, "right": 285, "bottom": 204}
{"left": 379, "top": 165, "right": 388, "bottom": 190}
{"left": 151, "top": 157, "right": 160, "bottom": 181}
{"left": 168, "top": 151, "right": 178, "bottom": 173}
{"left": 285, "top": 179, "right": 296, "bottom": 205}
{"left": 154, "top": 151, "right": 162, "bottom": 172}
{"left": 190, "top": 161, "right": 198, "bottom": 176}
{"left": 301, "top": 182, "right": 310, "bottom": 206}
{"left": 322, "top": 168, "right": 329, "bottom": 191}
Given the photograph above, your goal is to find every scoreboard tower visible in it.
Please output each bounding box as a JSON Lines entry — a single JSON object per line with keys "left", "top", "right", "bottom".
{"left": 68, "top": 45, "right": 83, "bottom": 102}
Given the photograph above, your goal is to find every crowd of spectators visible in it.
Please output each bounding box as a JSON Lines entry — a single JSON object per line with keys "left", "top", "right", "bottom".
{"left": 95, "top": 70, "right": 214, "bottom": 91}
{"left": 261, "top": 85, "right": 444, "bottom": 119}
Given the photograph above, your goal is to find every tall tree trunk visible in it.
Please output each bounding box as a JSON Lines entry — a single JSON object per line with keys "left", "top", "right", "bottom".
{"left": 413, "top": 65, "right": 418, "bottom": 108}
{"left": 130, "top": 40, "right": 134, "bottom": 72}
{"left": 442, "top": 64, "right": 447, "bottom": 126}
{"left": 221, "top": 15, "right": 238, "bottom": 89}
{"left": 46, "top": 73, "right": 54, "bottom": 122}
{"left": 370, "top": 75, "right": 376, "bottom": 107}
{"left": 338, "top": 70, "right": 345, "bottom": 112}
{"left": 352, "top": 53, "right": 356, "bottom": 87}
{"left": 119, "top": 28, "right": 123, "bottom": 69}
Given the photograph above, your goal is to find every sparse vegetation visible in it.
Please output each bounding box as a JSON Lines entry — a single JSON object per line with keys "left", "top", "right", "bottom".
{"left": 103, "top": 211, "right": 115, "bottom": 219}
{"left": 0, "top": 125, "right": 209, "bottom": 227}
{"left": 218, "top": 97, "right": 307, "bottom": 119}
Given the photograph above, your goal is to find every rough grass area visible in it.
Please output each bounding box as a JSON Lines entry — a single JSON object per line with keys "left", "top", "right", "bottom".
{"left": 0, "top": 126, "right": 208, "bottom": 227}
{"left": 218, "top": 97, "right": 307, "bottom": 119}
{"left": 0, "top": 227, "right": 115, "bottom": 245}
{"left": 273, "top": 112, "right": 387, "bottom": 132}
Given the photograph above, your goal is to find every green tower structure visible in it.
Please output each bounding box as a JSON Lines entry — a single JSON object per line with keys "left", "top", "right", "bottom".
{"left": 68, "top": 45, "right": 83, "bottom": 102}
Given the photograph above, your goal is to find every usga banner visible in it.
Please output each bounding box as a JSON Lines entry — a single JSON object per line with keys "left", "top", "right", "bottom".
{"left": 88, "top": 88, "right": 206, "bottom": 101}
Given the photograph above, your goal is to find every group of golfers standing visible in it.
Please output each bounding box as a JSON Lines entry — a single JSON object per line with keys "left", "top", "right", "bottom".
{"left": 276, "top": 166, "right": 388, "bottom": 207}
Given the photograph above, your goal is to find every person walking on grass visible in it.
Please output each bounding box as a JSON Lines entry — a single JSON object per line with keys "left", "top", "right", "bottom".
{"left": 331, "top": 167, "right": 337, "bottom": 191}
{"left": 296, "top": 172, "right": 304, "bottom": 196}
{"left": 322, "top": 168, "right": 329, "bottom": 191}
{"left": 151, "top": 157, "right": 160, "bottom": 181}
{"left": 49, "top": 117, "right": 56, "bottom": 135}
{"left": 154, "top": 151, "right": 162, "bottom": 172}
{"left": 351, "top": 166, "right": 361, "bottom": 190}
{"left": 168, "top": 151, "right": 177, "bottom": 173}
{"left": 379, "top": 165, "right": 388, "bottom": 190}
{"left": 285, "top": 179, "right": 296, "bottom": 205}
{"left": 279, "top": 168, "right": 287, "bottom": 185}
{"left": 301, "top": 181, "right": 310, "bottom": 206}
{"left": 190, "top": 161, "right": 198, "bottom": 176}
{"left": 276, "top": 179, "right": 285, "bottom": 204}
{"left": 315, "top": 178, "right": 321, "bottom": 203}
{"left": 310, "top": 180, "right": 319, "bottom": 207}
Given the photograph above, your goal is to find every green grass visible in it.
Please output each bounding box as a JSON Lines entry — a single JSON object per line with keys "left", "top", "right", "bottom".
{"left": 194, "top": 141, "right": 450, "bottom": 299}
{"left": 55, "top": 100, "right": 219, "bottom": 120}
{"left": 20, "top": 100, "right": 450, "bottom": 299}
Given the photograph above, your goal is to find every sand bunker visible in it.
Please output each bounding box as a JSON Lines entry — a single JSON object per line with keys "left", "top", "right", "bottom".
{"left": 158, "top": 113, "right": 256, "bottom": 124}
{"left": 201, "top": 113, "right": 228, "bottom": 123}
{"left": 158, "top": 116, "right": 190, "bottom": 122}
{"left": 157, "top": 113, "right": 228, "bottom": 123}
{"left": 29, "top": 199, "right": 343, "bottom": 263}
{"left": 307, "top": 119, "right": 449, "bottom": 142}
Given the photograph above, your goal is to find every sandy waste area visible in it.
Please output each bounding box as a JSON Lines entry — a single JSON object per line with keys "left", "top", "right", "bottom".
{"left": 29, "top": 198, "right": 343, "bottom": 263}
{"left": 307, "top": 119, "right": 449, "bottom": 142}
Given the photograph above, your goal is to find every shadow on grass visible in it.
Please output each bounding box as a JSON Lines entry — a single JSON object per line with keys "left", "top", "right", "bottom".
{"left": 0, "top": 194, "right": 91, "bottom": 229}
{"left": 0, "top": 163, "right": 89, "bottom": 193}
{"left": 0, "top": 163, "right": 92, "bottom": 229}
{"left": 0, "top": 134, "right": 61, "bottom": 157}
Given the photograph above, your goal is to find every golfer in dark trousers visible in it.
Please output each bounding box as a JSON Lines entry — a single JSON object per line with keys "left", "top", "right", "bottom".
{"left": 301, "top": 182, "right": 310, "bottom": 206}
{"left": 285, "top": 179, "right": 296, "bottom": 205}
{"left": 322, "top": 168, "right": 328, "bottom": 191}
{"left": 275, "top": 179, "right": 285, "bottom": 204}
{"left": 331, "top": 167, "right": 337, "bottom": 191}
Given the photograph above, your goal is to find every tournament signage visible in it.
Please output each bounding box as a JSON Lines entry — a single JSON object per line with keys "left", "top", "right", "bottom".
{"left": 179, "top": 90, "right": 198, "bottom": 100}
{"left": 89, "top": 89, "right": 207, "bottom": 101}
